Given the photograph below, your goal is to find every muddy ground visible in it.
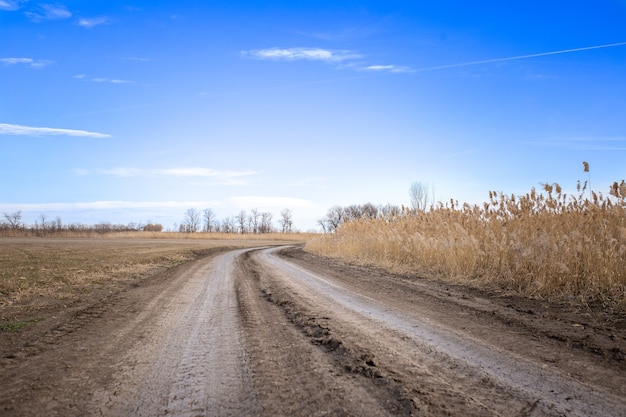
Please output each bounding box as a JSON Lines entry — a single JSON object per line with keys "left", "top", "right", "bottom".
{"left": 1, "top": 245, "right": 625, "bottom": 416}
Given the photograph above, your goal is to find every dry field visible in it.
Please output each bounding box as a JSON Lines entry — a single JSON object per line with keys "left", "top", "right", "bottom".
{"left": 0, "top": 234, "right": 307, "bottom": 332}
{"left": 306, "top": 180, "right": 626, "bottom": 312}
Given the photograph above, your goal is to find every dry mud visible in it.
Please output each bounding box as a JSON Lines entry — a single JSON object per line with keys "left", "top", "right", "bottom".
{"left": 1, "top": 245, "right": 625, "bottom": 416}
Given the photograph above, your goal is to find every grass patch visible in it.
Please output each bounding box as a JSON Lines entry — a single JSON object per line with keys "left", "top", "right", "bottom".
{"left": 0, "top": 318, "right": 39, "bottom": 333}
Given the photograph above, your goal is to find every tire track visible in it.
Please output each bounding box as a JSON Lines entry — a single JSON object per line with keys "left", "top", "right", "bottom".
{"left": 254, "top": 246, "right": 626, "bottom": 417}
{"left": 98, "top": 249, "right": 258, "bottom": 417}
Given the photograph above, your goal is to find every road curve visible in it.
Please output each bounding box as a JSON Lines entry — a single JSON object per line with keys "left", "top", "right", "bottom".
{"left": 2, "top": 246, "right": 625, "bottom": 416}
{"left": 249, "top": 246, "right": 626, "bottom": 417}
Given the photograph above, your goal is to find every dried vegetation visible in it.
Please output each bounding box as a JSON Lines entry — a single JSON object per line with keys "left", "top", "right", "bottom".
{"left": 306, "top": 178, "right": 626, "bottom": 311}
{"left": 0, "top": 236, "right": 308, "bottom": 330}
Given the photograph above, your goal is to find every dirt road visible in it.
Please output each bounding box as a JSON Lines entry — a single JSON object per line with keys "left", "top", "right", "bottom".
{"left": 1, "top": 246, "right": 625, "bottom": 416}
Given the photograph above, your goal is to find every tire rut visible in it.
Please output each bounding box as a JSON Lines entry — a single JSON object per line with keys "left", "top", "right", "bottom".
{"left": 252, "top": 246, "right": 626, "bottom": 417}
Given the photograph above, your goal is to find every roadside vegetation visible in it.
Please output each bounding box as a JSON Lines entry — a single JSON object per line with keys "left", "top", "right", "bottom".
{"left": 307, "top": 174, "right": 626, "bottom": 311}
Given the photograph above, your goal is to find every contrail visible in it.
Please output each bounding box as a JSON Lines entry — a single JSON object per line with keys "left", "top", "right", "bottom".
{"left": 415, "top": 41, "right": 626, "bottom": 72}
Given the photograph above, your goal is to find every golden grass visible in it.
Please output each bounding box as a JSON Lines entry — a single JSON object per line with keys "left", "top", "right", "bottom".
{"left": 306, "top": 181, "right": 626, "bottom": 310}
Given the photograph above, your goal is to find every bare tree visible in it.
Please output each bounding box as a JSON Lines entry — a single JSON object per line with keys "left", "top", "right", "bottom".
{"left": 38, "top": 213, "right": 48, "bottom": 233}
{"left": 183, "top": 208, "right": 201, "bottom": 232}
{"left": 203, "top": 208, "right": 216, "bottom": 232}
{"left": 236, "top": 210, "right": 247, "bottom": 234}
{"left": 410, "top": 182, "right": 433, "bottom": 212}
{"left": 3, "top": 211, "right": 22, "bottom": 229}
{"left": 222, "top": 216, "right": 235, "bottom": 233}
{"left": 324, "top": 206, "right": 345, "bottom": 232}
{"left": 278, "top": 208, "right": 293, "bottom": 233}
{"left": 317, "top": 218, "right": 328, "bottom": 233}
{"left": 379, "top": 203, "right": 401, "bottom": 220}
{"left": 53, "top": 216, "right": 63, "bottom": 232}
{"left": 250, "top": 209, "right": 260, "bottom": 234}
{"left": 260, "top": 212, "right": 273, "bottom": 233}
{"left": 344, "top": 205, "right": 362, "bottom": 221}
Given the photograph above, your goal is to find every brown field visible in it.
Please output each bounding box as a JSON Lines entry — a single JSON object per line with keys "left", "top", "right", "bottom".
{"left": 0, "top": 234, "right": 310, "bottom": 332}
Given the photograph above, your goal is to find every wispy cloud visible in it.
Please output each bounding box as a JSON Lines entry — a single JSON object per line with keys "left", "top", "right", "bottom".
{"left": 92, "top": 77, "right": 132, "bottom": 84}
{"left": 0, "top": 0, "right": 24, "bottom": 11}
{"left": 0, "top": 123, "right": 110, "bottom": 138}
{"left": 228, "top": 196, "right": 313, "bottom": 208}
{"left": 120, "top": 57, "right": 152, "bottom": 62}
{"left": 242, "top": 41, "right": 626, "bottom": 77}
{"left": 77, "top": 16, "right": 113, "bottom": 29}
{"left": 0, "top": 201, "right": 222, "bottom": 212}
{"left": 25, "top": 3, "right": 71, "bottom": 22}
{"left": 527, "top": 137, "right": 626, "bottom": 151}
{"left": 241, "top": 47, "right": 413, "bottom": 75}
{"left": 414, "top": 41, "right": 626, "bottom": 72}
{"left": 1, "top": 57, "right": 52, "bottom": 68}
{"left": 361, "top": 64, "right": 413, "bottom": 74}
{"left": 241, "top": 47, "right": 362, "bottom": 62}
{"left": 74, "top": 74, "right": 132, "bottom": 84}
{"left": 92, "top": 167, "right": 258, "bottom": 179}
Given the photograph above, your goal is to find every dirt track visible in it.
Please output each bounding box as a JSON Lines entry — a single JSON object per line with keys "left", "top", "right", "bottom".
{"left": 1, "top": 246, "right": 625, "bottom": 416}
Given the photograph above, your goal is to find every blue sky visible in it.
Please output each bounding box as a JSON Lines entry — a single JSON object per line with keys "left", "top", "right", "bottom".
{"left": 1, "top": 1, "right": 625, "bottom": 231}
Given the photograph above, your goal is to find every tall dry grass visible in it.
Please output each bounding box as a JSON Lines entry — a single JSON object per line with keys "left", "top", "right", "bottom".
{"left": 306, "top": 180, "right": 626, "bottom": 309}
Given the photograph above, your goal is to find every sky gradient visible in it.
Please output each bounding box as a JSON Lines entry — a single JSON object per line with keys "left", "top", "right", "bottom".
{"left": 2, "top": 1, "right": 625, "bottom": 231}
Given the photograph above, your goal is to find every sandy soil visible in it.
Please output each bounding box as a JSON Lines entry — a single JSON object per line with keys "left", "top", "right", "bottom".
{"left": 1, "top": 245, "right": 625, "bottom": 416}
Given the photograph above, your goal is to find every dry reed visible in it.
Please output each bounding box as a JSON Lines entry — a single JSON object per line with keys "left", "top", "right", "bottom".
{"left": 306, "top": 180, "right": 626, "bottom": 310}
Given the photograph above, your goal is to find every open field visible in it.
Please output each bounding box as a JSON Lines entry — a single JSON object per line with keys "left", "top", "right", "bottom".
{"left": 0, "top": 235, "right": 309, "bottom": 334}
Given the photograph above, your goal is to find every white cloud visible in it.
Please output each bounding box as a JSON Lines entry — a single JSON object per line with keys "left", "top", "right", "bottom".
{"left": 26, "top": 4, "right": 71, "bottom": 22}
{"left": 228, "top": 196, "right": 313, "bottom": 208}
{"left": 122, "top": 57, "right": 152, "bottom": 62}
{"left": 74, "top": 74, "right": 133, "bottom": 84}
{"left": 0, "top": 201, "right": 222, "bottom": 212}
{"left": 241, "top": 47, "right": 415, "bottom": 76}
{"left": 528, "top": 137, "right": 626, "bottom": 151}
{"left": 0, "top": 0, "right": 23, "bottom": 11}
{"left": 362, "top": 64, "right": 414, "bottom": 73}
{"left": 77, "top": 16, "right": 113, "bottom": 29}
{"left": 0, "top": 123, "right": 110, "bottom": 138}
{"left": 241, "top": 47, "right": 362, "bottom": 62}
{"left": 91, "top": 77, "right": 132, "bottom": 84}
{"left": 1, "top": 57, "right": 52, "bottom": 68}
{"left": 97, "top": 167, "right": 258, "bottom": 179}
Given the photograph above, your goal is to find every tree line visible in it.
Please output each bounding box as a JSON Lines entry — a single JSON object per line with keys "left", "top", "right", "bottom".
{"left": 178, "top": 208, "right": 294, "bottom": 234}
{"left": 316, "top": 182, "right": 435, "bottom": 233}
{"left": 0, "top": 210, "right": 164, "bottom": 235}
{"left": 0, "top": 207, "right": 296, "bottom": 236}
{"left": 317, "top": 203, "right": 403, "bottom": 233}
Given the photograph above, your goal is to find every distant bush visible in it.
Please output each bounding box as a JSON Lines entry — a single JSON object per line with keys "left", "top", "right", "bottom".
{"left": 143, "top": 223, "right": 164, "bottom": 232}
